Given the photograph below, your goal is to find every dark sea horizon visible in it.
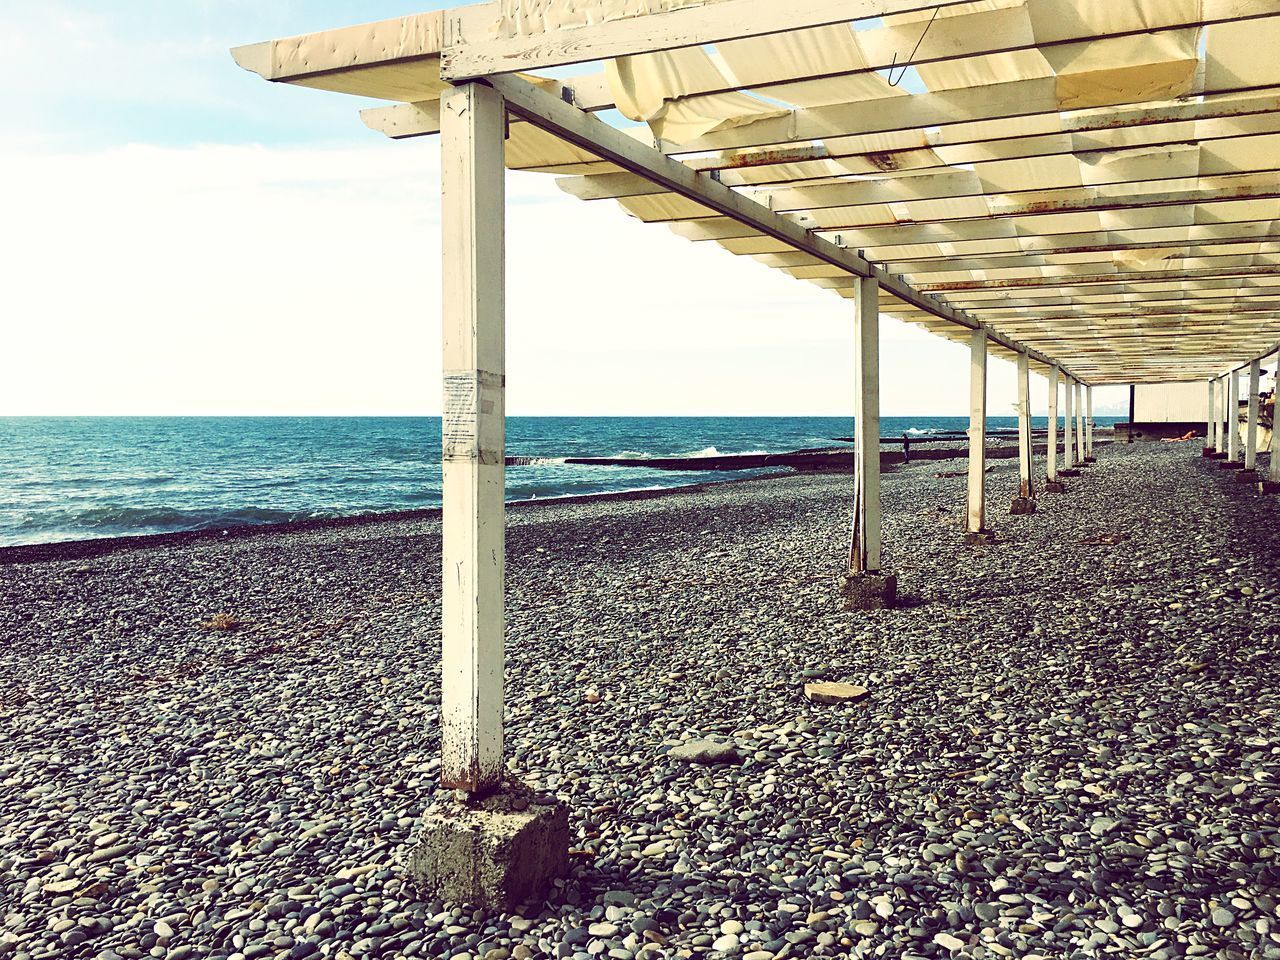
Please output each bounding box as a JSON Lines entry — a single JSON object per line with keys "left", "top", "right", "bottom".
{"left": 0, "top": 415, "right": 1119, "bottom": 547}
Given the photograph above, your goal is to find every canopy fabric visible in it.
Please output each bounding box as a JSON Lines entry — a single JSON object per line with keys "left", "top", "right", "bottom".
{"left": 233, "top": 0, "right": 1280, "bottom": 383}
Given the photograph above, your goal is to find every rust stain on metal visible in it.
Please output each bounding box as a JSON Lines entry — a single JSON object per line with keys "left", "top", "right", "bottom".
{"left": 721, "top": 147, "right": 817, "bottom": 169}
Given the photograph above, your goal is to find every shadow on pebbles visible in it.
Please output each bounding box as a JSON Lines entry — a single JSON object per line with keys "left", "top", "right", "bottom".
{"left": 1, "top": 444, "right": 1278, "bottom": 960}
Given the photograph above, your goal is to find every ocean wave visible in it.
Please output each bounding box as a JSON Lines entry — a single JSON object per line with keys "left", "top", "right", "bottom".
{"left": 13, "top": 504, "right": 313, "bottom": 539}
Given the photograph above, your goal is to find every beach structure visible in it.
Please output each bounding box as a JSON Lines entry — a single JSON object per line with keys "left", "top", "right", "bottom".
{"left": 233, "top": 0, "right": 1280, "bottom": 907}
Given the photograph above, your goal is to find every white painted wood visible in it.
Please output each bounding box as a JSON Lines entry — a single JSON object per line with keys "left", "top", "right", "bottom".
{"left": 484, "top": 73, "right": 1080, "bottom": 381}
{"left": 1215, "top": 377, "right": 1227, "bottom": 453}
{"left": 1271, "top": 370, "right": 1280, "bottom": 483}
{"left": 850, "top": 276, "right": 881, "bottom": 575}
{"left": 1046, "top": 366, "right": 1060, "bottom": 482}
{"left": 968, "top": 329, "right": 988, "bottom": 534}
{"left": 1246, "top": 360, "right": 1261, "bottom": 470}
{"left": 440, "top": 82, "right": 507, "bottom": 795}
{"left": 444, "top": 0, "right": 976, "bottom": 80}
{"left": 1207, "top": 379, "right": 1218, "bottom": 449}
{"left": 1063, "top": 376, "right": 1076, "bottom": 470}
{"left": 1227, "top": 370, "right": 1241, "bottom": 463}
{"left": 1075, "top": 381, "right": 1087, "bottom": 464}
{"left": 1017, "top": 352, "right": 1034, "bottom": 499}
{"left": 1083, "top": 386, "right": 1092, "bottom": 460}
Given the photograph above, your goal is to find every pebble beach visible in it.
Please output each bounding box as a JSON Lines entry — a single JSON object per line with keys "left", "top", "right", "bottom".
{"left": 2, "top": 443, "right": 1278, "bottom": 960}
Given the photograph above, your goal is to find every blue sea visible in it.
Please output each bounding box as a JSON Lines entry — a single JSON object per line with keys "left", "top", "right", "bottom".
{"left": 0, "top": 416, "right": 1116, "bottom": 547}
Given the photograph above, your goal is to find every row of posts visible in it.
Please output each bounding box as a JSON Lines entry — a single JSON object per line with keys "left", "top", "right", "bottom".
{"left": 1204, "top": 360, "right": 1280, "bottom": 486}
{"left": 849, "top": 276, "right": 1094, "bottom": 594}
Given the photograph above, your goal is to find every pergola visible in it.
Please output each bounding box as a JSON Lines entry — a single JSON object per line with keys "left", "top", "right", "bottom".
{"left": 233, "top": 0, "right": 1280, "bottom": 904}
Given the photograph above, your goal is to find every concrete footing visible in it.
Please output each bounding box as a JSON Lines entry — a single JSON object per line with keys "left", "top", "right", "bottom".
{"left": 1201, "top": 447, "right": 1216, "bottom": 457}
{"left": 965, "top": 529, "right": 997, "bottom": 545}
{"left": 1058, "top": 468, "right": 1081, "bottom": 478}
{"left": 843, "top": 572, "right": 897, "bottom": 610}
{"left": 1009, "top": 497, "right": 1036, "bottom": 515}
{"left": 1044, "top": 480, "right": 1066, "bottom": 494}
{"left": 1218, "top": 461, "right": 1242, "bottom": 470}
{"left": 1260, "top": 480, "right": 1280, "bottom": 494}
{"left": 1084, "top": 456, "right": 1097, "bottom": 464}
{"left": 1208, "top": 451, "right": 1227, "bottom": 460}
{"left": 1233, "top": 469, "right": 1257, "bottom": 483}
{"left": 408, "top": 781, "right": 569, "bottom": 911}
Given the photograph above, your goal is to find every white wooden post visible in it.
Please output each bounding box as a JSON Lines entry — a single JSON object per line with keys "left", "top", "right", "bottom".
{"left": 1016, "top": 352, "right": 1034, "bottom": 498}
{"left": 440, "top": 81, "right": 507, "bottom": 795}
{"left": 1075, "top": 381, "right": 1086, "bottom": 464}
{"left": 1086, "top": 386, "right": 1095, "bottom": 460}
{"left": 1227, "top": 369, "right": 1240, "bottom": 463}
{"left": 967, "top": 328, "right": 988, "bottom": 534}
{"left": 849, "top": 276, "right": 881, "bottom": 574}
{"left": 1245, "top": 360, "right": 1261, "bottom": 471}
{"left": 1215, "top": 377, "right": 1226, "bottom": 454}
{"left": 1270, "top": 370, "right": 1280, "bottom": 484}
{"left": 1206, "top": 378, "right": 1216, "bottom": 452}
{"left": 1063, "top": 375, "right": 1076, "bottom": 470}
{"left": 1046, "top": 365, "right": 1060, "bottom": 482}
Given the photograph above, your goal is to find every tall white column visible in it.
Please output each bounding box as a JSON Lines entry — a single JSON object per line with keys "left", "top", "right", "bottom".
{"left": 850, "top": 276, "right": 882, "bottom": 575}
{"left": 1223, "top": 371, "right": 1233, "bottom": 463}
{"left": 1245, "top": 360, "right": 1261, "bottom": 471}
{"left": 1206, "top": 378, "right": 1217, "bottom": 452}
{"left": 967, "top": 329, "right": 988, "bottom": 535}
{"left": 440, "top": 82, "right": 507, "bottom": 795}
{"left": 1046, "top": 365, "right": 1060, "bottom": 483}
{"left": 1075, "top": 381, "right": 1086, "bottom": 464}
{"left": 1269, "top": 366, "right": 1280, "bottom": 484}
{"left": 1016, "top": 352, "right": 1034, "bottom": 499}
{"left": 1215, "top": 377, "right": 1226, "bottom": 454}
{"left": 1063, "top": 376, "right": 1076, "bottom": 470}
{"left": 1086, "top": 386, "right": 1095, "bottom": 460}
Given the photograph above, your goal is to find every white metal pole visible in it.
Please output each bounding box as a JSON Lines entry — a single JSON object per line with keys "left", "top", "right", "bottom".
{"left": 850, "top": 276, "right": 881, "bottom": 574}
{"left": 1245, "top": 360, "right": 1261, "bottom": 471}
{"left": 1046, "top": 365, "right": 1060, "bottom": 482}
{"left": 1017, "top": 352, "right": 1034, "bottom": 499}
{"left": 967, "top": 329, "right": 988, "bottom": 534}
{"left": 440, "top": 81, "right": 507, "bottom": 795}
{"left": 1063, "top": 376, "right": 1076, "bottom": 470}
{"left": 1223, "top": 368, "right": 1233, "bottom": 463}
{"left": 1086, "top": 386, "right": 1094, "bottom": 460}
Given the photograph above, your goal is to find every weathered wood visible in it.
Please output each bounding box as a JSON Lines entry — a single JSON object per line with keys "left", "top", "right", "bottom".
{"left": 1046, "top": 366, "right": 1060, "bottom": 483}
{"left": 1207, "top": 379, "right": 1219, "bottom": 451}
{"left": 1245, "top": 361, "right": 1261, "bottom": 470}
{"left": 1216, "top": 377, "right": 1227, "bottom": 454}
{"left": 485, "top": 73, "right": 1081, "bottom": 382}
{"left": 850, "top": 276, "right": 881, "bottom": 575}
{"left": 1017, "top": 352, "right": 1034, "bottom": 499}
{"left": 1223, "top": 366, "right": 1233, "bottom": 463}
{"left": 440, "top": 82, "right": 506, "bottom": 795}
{"left": 968, "top": 329, "right": 988, "bottom": 535}
{"left": 1063, "top": 376, "right": 1076, "bottom": 470}
{"left": 1086, "top": 386, "right": 1095, "bottom": 461}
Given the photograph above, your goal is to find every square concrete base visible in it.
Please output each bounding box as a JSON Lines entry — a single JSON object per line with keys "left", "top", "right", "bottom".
{"left": 843, "top": 572, "right": 897, "bottom": 610}
{"left": 1233, "top": 469, "right": 1257, "bottom": 483}
{"left": 1218, "top": 461, "right": 1242, "bottom": 470}
{"left": 408, "top": 782, "right": 569, "bottom": 911}
{"left": 1009, "top": 497, "right": 1036, "bottom": 515}
{"left": 1201, "top": 447, "right": 1216, "bottom": 457}
{"left": 1260, "top": 480, "right": 1280, "bottom": 494}
{"left": 965, "top": 529, "right": 997, "bottom": 545}
{"left": 1208, "top": 451, "right": 1227, "bottom": 460}
{"left": 1058, "top": 468, "right": 1081, "bottom": 478}
{"left": 1044, "top": 480, "right": 1066, "bottom": 494}
{"left": 1084, "top": 457, "right": 1097, "bottom": 464}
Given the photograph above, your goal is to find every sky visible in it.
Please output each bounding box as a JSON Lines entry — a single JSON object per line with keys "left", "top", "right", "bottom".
{"left": 0, "top": 1, "right": 1129, "bottom": 417}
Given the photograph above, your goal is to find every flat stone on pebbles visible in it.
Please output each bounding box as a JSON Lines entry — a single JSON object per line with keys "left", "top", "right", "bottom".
{"left": 666, "top": 739, "right": 743, "bottom": 764}
{"left": 803, "top": 681, "right": 870, "bottom": 705}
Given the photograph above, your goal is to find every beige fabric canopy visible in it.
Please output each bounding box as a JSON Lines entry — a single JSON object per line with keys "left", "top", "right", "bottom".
{"left": 234, "top": 0, "right": 1280, "bottom": 384}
